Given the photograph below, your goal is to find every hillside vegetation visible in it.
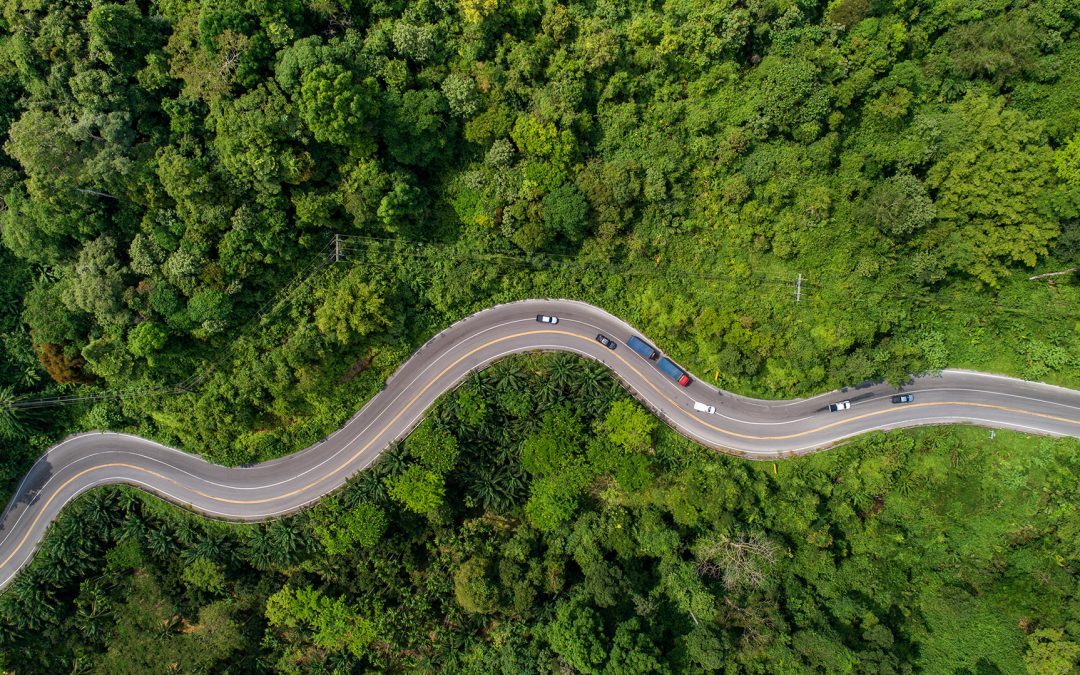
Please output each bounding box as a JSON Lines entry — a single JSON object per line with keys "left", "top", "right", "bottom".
{"left": 0, "top": 0, "right": 1079, "bottom": 671}
{"left": 3, "top": 355, "right": 1080, "bottom": 672}
{"left": 0, "top": 0, "right": 1077, "bottom": 468}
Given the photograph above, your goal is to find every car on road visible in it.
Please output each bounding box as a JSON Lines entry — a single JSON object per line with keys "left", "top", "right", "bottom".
{"left": 891, "top": 394, "right": 914, "bottom": 404}
{"left": 828, "top": 401, "right": 851, "bottom": 412}
{"left": 596, "top": 334, "right": 616, "bottom": 349}
{"left": 693, "top": 401, "right": 715, "bottom": 414}
{"left": 536, "top": 314, "right": 559, "bottom": 324}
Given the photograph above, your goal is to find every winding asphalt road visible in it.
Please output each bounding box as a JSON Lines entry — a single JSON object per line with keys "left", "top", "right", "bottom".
{"left": 2, "top": 299, "right": 1079, "bottom": 590}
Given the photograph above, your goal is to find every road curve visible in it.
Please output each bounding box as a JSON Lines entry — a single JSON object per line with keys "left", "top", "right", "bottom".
{"left": 2, "top": 298, "right": 1080, "bottom": 590}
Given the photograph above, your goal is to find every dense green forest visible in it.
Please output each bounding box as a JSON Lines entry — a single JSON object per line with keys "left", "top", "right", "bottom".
{"left": 3, "top": 355, "right": 1080, "bottom": 672}
{"left": 0, "top": 0, "right": 1077, "bottom": 467}
{"left": 0, "top": 0, "right": 1079, "bottom": 670}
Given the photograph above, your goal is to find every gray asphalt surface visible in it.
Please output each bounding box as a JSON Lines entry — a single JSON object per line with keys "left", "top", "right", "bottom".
{"left": 2, "top": 298, "right": 1079, "bottom": 590}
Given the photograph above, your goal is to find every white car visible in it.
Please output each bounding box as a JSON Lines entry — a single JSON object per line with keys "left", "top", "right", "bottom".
{"left": 536, "top": 314, "right": 559, "bottom": 324}
{"left": 693, "top": 401, "right": 715, "bottom": 414}
{"left": 828, "top": 401, "right": 851, "bottom": 412}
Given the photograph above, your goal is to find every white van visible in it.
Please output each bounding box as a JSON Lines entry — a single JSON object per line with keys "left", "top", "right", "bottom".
{"left": 693, "top": 401, "right": 715, "bottom": 414}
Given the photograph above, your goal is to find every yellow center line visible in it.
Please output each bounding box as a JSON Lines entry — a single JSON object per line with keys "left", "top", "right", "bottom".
{"left": 1, "top": 463, "right": 174, "bottom": 569}
{"left": 4, "top": 329, "right": 1079, "bottom": 572}
{"left": 592, "top": 334, "right": 1080, "bottom": 437}
{"left": 185, "top": 330, "right": 565, "bottom": 504}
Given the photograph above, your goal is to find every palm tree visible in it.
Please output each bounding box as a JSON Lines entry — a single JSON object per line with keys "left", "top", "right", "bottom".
{"left": 466, "top": 468, "right": 502, "bottom": 511}
{"left": 117, "top": 513, "right": 146, "bottom": 545}
{"left": 40, "top": 516, "right": 94, "bottom": 583}
{"left": 578, "top": 367, "right": 610, "bottom": 417}
{"left": 471, "top": 371, "right": 494, "bottom": 399}
{"left": 493, "top": 421, "right": 520, "bottom": 451}
{"left": 494, "top": 438, "right": 522, "bottom": 466}
{"left": 74, "top": 579, "right": 114, "bottom": 644}
{"left": 185, "top": 531, "right": 229, "bottom": 564}
{"left": 144, "top": 525, "right": 175, "bottom": 559}
{"left": 268, "top": 520, "right": 305, "bottom": 567}
{"left": 80, "top": 490, "right": 117, "bottom": 537}
{"left": 0, "top": 386, "right": 26, "bottom": 440}
{"left": 2, "top": 573, "right": 56, "bottom": 631}
{"left": 351, "top": 469, "right": 389, "bottom": 504}
{"left": 535, "top": 378, "right": 561, "bottom": 410}
{"left": 323, "top": 651, "right": 358, "bottom": 673}
{"left": 244, "top": 526, "right": 276, "bottom": 570}
{"left": 501, "top": 465, "right": 528, "bottom": 503}
{"left": 174, "top": 520, "right": 199, "bottom": 547}
{"left": 492, "top": 361, "right": 526, "bottom": 396}
{"left": 375, "top": 446, "right": 407, "bottom": 478}
{"left": 116, "top": 488, "right": 142, "bottom": 515}
{"left": 549, "top": 354, "right": 577, "bottom": 391}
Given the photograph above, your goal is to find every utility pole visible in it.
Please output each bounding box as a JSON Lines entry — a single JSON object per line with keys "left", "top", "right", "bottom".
{"left": 795, "top": 273, "right": 802, "bottom": 302}
{"left": 333, "top": 234, "right": 342, "bottom": 263}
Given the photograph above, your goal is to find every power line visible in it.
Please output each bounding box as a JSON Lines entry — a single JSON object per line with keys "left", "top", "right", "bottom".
{"left": 175, "top": 239, "right": 338, "bottom": 392}
{"left": 335, "top": 236, "right": 804, "bottom": 288}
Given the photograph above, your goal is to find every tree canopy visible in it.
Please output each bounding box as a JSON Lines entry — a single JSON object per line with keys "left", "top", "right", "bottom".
{"left": 0, "top": 0, "right": 1078, "bottom": 670}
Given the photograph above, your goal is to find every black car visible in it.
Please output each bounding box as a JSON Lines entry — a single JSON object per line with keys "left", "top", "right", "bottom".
{"left": 891, "top": 394, "right": 914, "bottom": 404}
{"left": 596, "top": 334, "right": 616, "bottom": 350}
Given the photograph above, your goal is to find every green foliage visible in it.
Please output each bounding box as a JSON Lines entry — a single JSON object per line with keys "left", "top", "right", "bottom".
{"left": 608, "top": 618, "right": 668, "bottom": 674}
{"left": 862, "top": 174, "right": 935, "bottom": 238}
{"left": 925, "top": 94, "right": 1059, "bottom": 285}
{"left": 266, "top": 585, "right": 377, "bottom": 658}
{"left": 442, "top": 73, "right": 480, "bottom": 118}
{"left": 213, "top": 83, "right": 313, "bottom": 193}
{"left": 1057, "top": 133, "right": 1080, "bottom": 186}
{"left": 4, "top": 362, "right": 1080, "bottom": 673}
{"left": 0, "top": 387, "right": 24, "bottom": 440}
{"left": 542, "top": 183, "right": 589, "bottom": 241}
{"left": 182, "top": 557, "right": 227, "bottom": 595}
{"left": 61, "top": 236, "right": 130, "bottom": 328}
{"left": 525, "top": 467, "right": 588, "bottom": 532}
{"left": 599, "top": 399, "right": 657, "bottom": 453}
{"left": 297, "top": 63, "right": 377, "bottom": 154}
{"left": 314, "top": 267, "right": 392, "bottom": 345}
{"left": 0, "top": 0, "right": 1073, "bottom": 471}
{"left": 1025, "top": 629, "right": 1080, "bottom": 675}
{"left": 311, "top": 500, "right": 387, "bottom": 554}
{"left": 407, "top": 420, "right": 459, "bottom": 474}
{"left": 385, "top": 464, "right": 445, "bottom": 513}
{"left": 0, "top": 0, "right": 1079, "bottom": 666}
{"left": 127, "top": 322, "right": 168, "bottom": 360}
{"left": 95, "top": 582, "right": 244, "bottom": 673}
{"left": 521, "top": 406, "right": 584, "bottom": 476}
{"left": 511, "top": 113, "right": 578, "bottom": 192}
{"left": 547, "top": 592, "right": 608, "bottom": 674}
{"left": 453, "top": 557, "right": 499, "bottom": 614}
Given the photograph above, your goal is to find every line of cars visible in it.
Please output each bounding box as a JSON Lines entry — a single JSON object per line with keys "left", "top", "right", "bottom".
{"left": 537, "top": 315, "right": 713, "bottom": 415}
{"left": 829, "top": 393, "right": 915, "bottom": 412}
{"left": 536, "top": 315, "right": 913, "bottom": 418}
{"left": 536, "top": 315, "right": 693, "bottom": 387}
